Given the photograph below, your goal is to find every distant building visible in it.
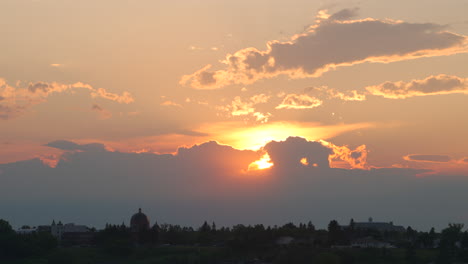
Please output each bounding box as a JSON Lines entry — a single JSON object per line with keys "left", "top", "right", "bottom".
{"left": 16, "top": 226, "right": 37, "bottom": 235}
{"left": 352, "top": 217, "right": 406, "bottom": 232}
{"left": 51, "top": 220, "right": 89, "bottom": 239}
{"left": 130, "top": 208, "right": 150, "bottom": 232}
{"left": 51, "top": 220, "right": 91, "bottom": 245}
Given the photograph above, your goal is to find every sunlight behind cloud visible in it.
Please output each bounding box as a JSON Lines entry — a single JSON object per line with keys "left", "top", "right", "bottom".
{"left": 248, "top": 153, "right": 273, "bottom": 171}
{"left": 197, "top": 121, "right": 374, "bottom": 151}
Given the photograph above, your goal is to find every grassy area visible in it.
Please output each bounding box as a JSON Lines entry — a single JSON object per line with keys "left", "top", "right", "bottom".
{"left": 0, "top": 246, "right": 445, "bottom": 264}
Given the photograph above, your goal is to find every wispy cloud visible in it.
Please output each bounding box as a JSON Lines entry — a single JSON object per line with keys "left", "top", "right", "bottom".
{"left": 161, "top": 100, "right": 183, "bottom": 107}
{"left": 0, "top": 78, "right": 134, "bottom": 120}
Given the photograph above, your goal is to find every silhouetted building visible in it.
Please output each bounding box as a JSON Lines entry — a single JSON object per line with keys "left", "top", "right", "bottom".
{"left": 16, "top": 226, "right": 37, "bottom": 234}
{"left": 51, "top": 220, "right": 91, "bottom": 242}
{"left": 353, "top": 217, "right": 405, "bottom": 232}
{"left": 130, "top": 208, "right": 150, "bottom": 232}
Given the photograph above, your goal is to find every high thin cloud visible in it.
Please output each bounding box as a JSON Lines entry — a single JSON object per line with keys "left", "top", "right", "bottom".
{"left": 276, "top": 94, "right": 322, "bottom": 109}
{"left": 0, "top": 78, "right": 134, "bottom": 119}
{"left": 366, "top": 74, "right": 468, "bottom": 99}
{"left": 404, "top": 154, "right": 452, "bottom": 163}
{"left": 180, "top": 9, "right": 467, "bottom": 89}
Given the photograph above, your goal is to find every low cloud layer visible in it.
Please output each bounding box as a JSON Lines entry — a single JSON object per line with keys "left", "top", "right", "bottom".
{"left": 366, "top": 74, "right": 468, "bottom": 99}
{"left": 180, "top": 9, "right": 467, "bottom": 89}
{"left": 2, "top": 137, "right": 467, "bottom": 230}
{"left": 0, "top": 78, "right": 134, "bottom": 119}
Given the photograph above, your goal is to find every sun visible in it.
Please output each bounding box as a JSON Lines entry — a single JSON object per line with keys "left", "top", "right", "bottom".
{"left": 248, "top": 154, "right": 274, "bottom": 171}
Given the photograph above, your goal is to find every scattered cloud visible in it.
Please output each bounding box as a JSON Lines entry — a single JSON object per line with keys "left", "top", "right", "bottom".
{"left": 276, "top": 94, "right": 322, "bottom": 109}
{"left": 0, "top": 78, "right": 134, "bottom": 120}
{"left": 219, "top": 94, "right": 271, "bottom": 121}
{"left": 366, "top": 74, "right": 468, "bottom": 99}
{"left": 327, "top": 89, "right": 366, "bottom": 101}
{"left": 181, "top": 9, "right": 467, "bottom": 89}
{"left": 253, "top": 112, "right": 271, "bottom": 123}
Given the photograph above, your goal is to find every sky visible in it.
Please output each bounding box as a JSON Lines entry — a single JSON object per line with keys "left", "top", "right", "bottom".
{"left": 0, "top": 0, "right": 468, "bottom": 230}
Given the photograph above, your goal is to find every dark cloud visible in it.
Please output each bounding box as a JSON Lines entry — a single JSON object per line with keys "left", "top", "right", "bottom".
{"left": 45, "top": 140, "right": 107, "bottom": 152}
{"left": 181, "top": 10, "right": 467, "bottom": 89}
{"left": 264, "top": 137, "right": 332, "bottom": 169}
{"left": 405, "top": 154, "right": 452, "bottom": 163}
{"left": 28, "top": 82, "right": 51, "bottom": 93}
{"left": 329, "top": 8, "right": 359, "bottom": 21}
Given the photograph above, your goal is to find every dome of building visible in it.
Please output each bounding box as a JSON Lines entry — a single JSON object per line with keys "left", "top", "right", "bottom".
{"left": 130, "top": 208, "right": 150, "bottom": 232}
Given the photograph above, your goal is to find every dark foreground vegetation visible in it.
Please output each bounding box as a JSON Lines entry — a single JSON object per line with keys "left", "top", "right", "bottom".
{"left": 3, "top": 219, "right": 468, "bottom": 264}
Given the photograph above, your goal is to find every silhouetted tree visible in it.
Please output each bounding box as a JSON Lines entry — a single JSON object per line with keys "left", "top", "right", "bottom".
{"left": 328, "top": 220, "right": 342, "bottom": 245}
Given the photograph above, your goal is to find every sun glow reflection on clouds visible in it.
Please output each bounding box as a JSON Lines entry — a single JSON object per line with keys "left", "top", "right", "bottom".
{"left": 197, "top": 121, "right": 375, "bottom": 151}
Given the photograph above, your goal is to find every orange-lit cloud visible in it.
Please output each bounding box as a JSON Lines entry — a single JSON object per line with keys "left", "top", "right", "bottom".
{"left": 218, "top": 94, "right": 271, "bottom": 122}
{"left": 366, "top": 74, "right": 468, "bottom": 99}
{"left": 0, "top": 78, "right": 134, "bottom": 119}
{"left": 324, "top": 142, "right": 369, "bottom": 169}
{"left": 327, "top": 89, "right": 366, "bottom": 101}
{"left": 180, "top": 10, "right": 467, "bottom": 89}
{"left": 276, "top": 94, "right": 322, "bottom": 109}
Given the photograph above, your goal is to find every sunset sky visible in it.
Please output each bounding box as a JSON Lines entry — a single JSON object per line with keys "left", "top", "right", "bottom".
{"left": 1, "top": 0, "right": 468, "bottom": 230}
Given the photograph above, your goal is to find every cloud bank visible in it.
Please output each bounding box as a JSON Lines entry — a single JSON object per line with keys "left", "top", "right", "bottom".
{"left": 180, "top": 9, "right": 467, "bottom": 89}
{"left": 2, "top": 137, "right": 468, "bottom": 230}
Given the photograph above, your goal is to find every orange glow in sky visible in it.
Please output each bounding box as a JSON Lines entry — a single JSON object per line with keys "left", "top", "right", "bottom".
{"left": 198, "top": 121, "right": 374, "bottom": 151}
